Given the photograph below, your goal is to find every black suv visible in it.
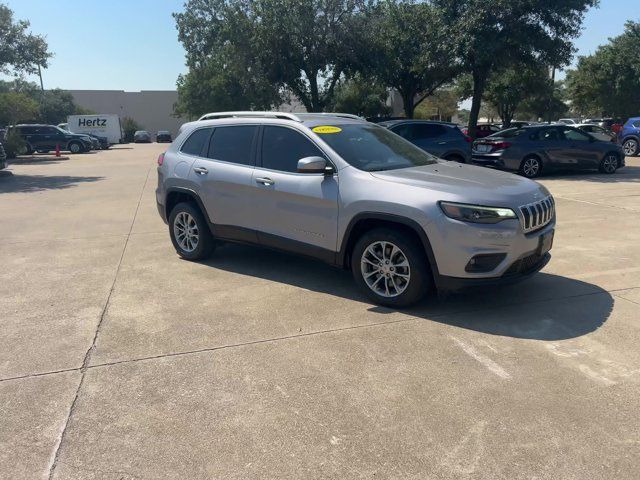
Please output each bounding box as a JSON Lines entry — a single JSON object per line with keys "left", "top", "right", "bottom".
{"left": 11, "top": 124, "right": 94, "bottom": 154}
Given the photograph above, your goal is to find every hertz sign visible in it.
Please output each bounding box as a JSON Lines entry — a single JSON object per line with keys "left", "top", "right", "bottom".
{"left": 77, "top": 118, "right": 108, "bottom": 127}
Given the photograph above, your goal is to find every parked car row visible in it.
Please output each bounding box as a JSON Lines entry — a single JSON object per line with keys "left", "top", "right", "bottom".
{"left": 372, "top": 119, "right": 626, "bottom": 178}
{"left": 134, "top": 130, "right": 173, "bottom": 143}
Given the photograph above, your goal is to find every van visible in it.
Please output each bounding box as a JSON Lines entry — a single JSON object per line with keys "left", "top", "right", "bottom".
{"left": 67, "top": 114, "right": 123, "bottom": 145}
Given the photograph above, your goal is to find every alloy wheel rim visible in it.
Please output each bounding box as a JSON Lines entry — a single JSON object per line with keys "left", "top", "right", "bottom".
{"left": 523, "top": 158, "right": 539, "bottom": 177}
{"left": 174, "top": 212, "right": 199, "bottom": 253}
{"left": 623, "top": 140, "right": 636, "bottom": 156}
{"left": 603, "top": 155, "right": 618, "bottom": 173}
{"left": 360, "top": 241, "right": 410, "bottom": 298}
{"left": 70, "top": 144, "right": 80, "bottom": 153}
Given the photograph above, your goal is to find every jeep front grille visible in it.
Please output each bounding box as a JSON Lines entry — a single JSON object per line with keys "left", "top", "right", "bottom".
{"left": 519, "top": 196, "right": 554, "bottom": 233}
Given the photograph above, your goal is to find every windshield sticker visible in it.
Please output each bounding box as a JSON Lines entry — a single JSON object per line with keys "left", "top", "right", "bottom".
{"left": 312, "top": 126, "right": 342, "bottom": 134}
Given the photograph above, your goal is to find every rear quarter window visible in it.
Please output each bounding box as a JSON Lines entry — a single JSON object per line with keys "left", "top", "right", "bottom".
{"left": 180, "top": 128, "right": 212, "bottom": 156}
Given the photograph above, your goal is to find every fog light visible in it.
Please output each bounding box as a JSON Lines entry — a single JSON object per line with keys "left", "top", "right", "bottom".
{"left": 465, "top": 253, "right": 507, "bottom": 273}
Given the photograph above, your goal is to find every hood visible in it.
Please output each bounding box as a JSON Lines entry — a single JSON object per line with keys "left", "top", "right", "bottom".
{"left": 370, "top": 161, "right": 550, "bottom": 207}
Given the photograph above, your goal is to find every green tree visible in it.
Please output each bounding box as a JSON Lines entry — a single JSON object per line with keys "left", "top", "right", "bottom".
{"left": 435, "top": 0, "right": 597, "bottom": 136}
{"left": 253, "top": 0, "right": 361, "bottom": 112}
{"left": 483, "top": 63, "right": 552, "bottom": 127}
{"left": 0, "top": 3, "right": 51, "bottom": 75}
{"left": 520, "top": 80, "right": 568, "bottom": 121}
{"left": 38, "top": 89, "right": 79, "bottom": 124}
{"left": 327, "top": 76, "right": 391, "bottom": 118}
{"left": 565, "top": 21, "right": 640, "bottom": 119}
{"left": 174, "top": 0, "right": 362, "bottom": 114}
{"left": 414, "top": 89, "right": 459, "bottom": 121}
{"left": 362, "top": 1, "right": 458, "bottom": 118}
{"left": 0, "top": 91, "right": 38, "bottom": 126}
{"left": 174, "top": 0, "right": 281, "bottom": 117}
{"left": 122, "top": 116, "right": 142, "bottom": 143}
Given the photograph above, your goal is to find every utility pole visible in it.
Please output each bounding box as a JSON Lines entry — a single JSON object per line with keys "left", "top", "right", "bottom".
{"left": 547, "top": 66, "right": 555, "bottom": 124}
{"left": 37, "top": 64, "right": 44, "bottom": 92}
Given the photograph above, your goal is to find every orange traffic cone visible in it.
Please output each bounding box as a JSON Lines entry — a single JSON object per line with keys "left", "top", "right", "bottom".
{"left": 55, "top": 144, "right": 60, "bottom": 157}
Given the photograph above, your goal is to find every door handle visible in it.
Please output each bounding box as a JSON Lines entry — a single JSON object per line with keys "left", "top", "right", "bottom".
{"left": 255, "top": 177, "right": 275, "bottom": 186}
{"left": 193, "top": 167, "right": 208, "bottom": 175}
{"left": 437, "top": 141, "right": 447, "bottom": 145}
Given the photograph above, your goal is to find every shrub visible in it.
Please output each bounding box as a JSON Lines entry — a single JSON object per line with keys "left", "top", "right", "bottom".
{"left": 3, "top": 130, "right": 26, "bottom": 158}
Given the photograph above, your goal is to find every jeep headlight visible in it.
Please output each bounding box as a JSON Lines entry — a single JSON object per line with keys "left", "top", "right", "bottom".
{"left": 439, "top": 201, "right": 517, "bottom": 224}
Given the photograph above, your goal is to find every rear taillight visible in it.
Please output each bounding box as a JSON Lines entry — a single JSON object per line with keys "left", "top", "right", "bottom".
{"left": 157, "top": 152, "right": 165, "bottom": 166}
{"left": 493, "top": 142, "right": 512, "bottom": 150}
{"left": 464, "top": 135, "right": 473, "bottom": 143}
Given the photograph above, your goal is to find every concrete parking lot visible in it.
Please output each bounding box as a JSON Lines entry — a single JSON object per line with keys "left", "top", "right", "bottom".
{"left": 1, "top": 144, "right": 639, "bottom": 479}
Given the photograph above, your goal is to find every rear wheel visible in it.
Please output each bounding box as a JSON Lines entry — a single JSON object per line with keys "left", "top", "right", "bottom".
{"left": 599, "top": 153, "right": 619, "bottom": 174}
{"left": 519, "top": 156, "right": 542, "bottom": 178}
{"left": 168, "top": 202, "right": 215, "bottom": 261}
{"left": 622, "top": 138, "right": 639, "bottom": 157}
{"left": 351, "top": 228, "right": 432, "bottom": 308}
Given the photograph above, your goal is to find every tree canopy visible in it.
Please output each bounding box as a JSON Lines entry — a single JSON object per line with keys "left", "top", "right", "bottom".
{"left": 483, "top": 63, "right": 553, "bottom": 127}
{"left": 435, "top": 0, "right": 597, "bottom": 135}
{"left": 565, "top": 21, "right": 640, "bottom": 119}
{"left": 361, "top": 1, "right": 459, "bottom": 118}
{"left": 0, "top": 3, "right": 51, "bottom": 75}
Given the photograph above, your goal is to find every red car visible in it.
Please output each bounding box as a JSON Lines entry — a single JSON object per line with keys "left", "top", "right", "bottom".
{"left": 461, "top": 123, "right": 502, "bottom": 139}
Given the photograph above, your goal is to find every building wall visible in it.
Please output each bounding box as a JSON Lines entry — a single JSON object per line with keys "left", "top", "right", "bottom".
{"left": 68, "top": 90, "right": 185, "bottom": 138}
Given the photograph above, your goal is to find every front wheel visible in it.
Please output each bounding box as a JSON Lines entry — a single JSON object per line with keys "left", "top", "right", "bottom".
{"left": 351, "top": 228, "right": 432, "bottom": 308}
{"left": 168, "top": 202, "right": 215, "bottom": 261}
{"left": 599, "top": 153, "right": 619, "bottom": 174}
{"left": 622, "top": 138, "right": 639, "bottom": 156}
{"left": 519, "top": 156, "right": 542, "bottom": 178}
{"left": 68, "top": 142, "right": 82, "bottom": 154}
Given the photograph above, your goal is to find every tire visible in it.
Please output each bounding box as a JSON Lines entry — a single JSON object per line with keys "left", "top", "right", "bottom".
{"left": 599, "top": 152, "right": 619, "bottom": 174}
{"left": 351, "top": 228, "right": 432, "bottom": 308}
{"left": 68, "top": 141, "right": 82, "bottom": 154}
{"left": 519, "top": 155, "right": 542, "bottom": 178}
{"left": 18, "top": 143, "right": 33, "bottom": 156}
{"left": 168, "top": 202, "right": 215, "bottom": 261}
{"left": 444, "top": 154, "right": 465, "bottom": 163}
{"left": 622, "top": 138, "right": 639, "bottom": 157}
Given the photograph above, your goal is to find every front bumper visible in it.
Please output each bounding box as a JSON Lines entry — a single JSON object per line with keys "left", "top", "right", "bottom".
{"left": 436, "top": 252, "right": 550, "bottom": 291}
{"left": 471, "top": 155, "right": 505, "bottom": 169}
{"left": 425, "top": 210, "right": 555, "bottom": 289}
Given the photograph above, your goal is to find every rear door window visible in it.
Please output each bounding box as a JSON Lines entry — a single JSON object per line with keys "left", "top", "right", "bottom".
{"left": 180, "top": 128, "right": 212, "bottom": 156}
{"left": 537, "top": 128, "right": 561, "bottom": 141}
{"left": 413, "top": 124, "right": 448, "bottom": 140}
{"left": 562, "top": 128, "right": 591, "bottom": 142}
{"left": 206, "top": 125, "right": 257, "bottom": 166}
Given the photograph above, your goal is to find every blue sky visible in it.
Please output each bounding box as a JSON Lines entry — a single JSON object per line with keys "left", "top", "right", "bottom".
{"left": 3, "top": 0, "right": 639, "bottom": 91}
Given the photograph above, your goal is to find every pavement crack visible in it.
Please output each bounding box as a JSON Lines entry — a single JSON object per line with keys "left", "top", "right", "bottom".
{"left": 45, "top": 165, "right": 153, "bottom": 480}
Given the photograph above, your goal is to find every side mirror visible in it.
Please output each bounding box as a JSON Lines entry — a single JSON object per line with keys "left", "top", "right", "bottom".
{"left": 297, "top": 156, "right": 333, "bottom": 174}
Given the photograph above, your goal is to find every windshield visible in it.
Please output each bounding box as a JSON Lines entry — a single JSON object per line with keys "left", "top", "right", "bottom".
{"left": 312, "top": 124, "right": 438, "bottom": 172}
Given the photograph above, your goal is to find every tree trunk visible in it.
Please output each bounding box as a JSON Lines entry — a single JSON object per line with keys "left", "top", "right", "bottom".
{"left": 399, "top": 87, "right": 416, "bottom": 119}
{"left": 468, "top": 69, "right": 487, "bottom": 138}
{"left": 308, "top": 71, "right": 321, "bottom": 112}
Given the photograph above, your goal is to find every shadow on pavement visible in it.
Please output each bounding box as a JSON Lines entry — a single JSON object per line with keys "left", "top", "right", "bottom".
{"left": 8, "top": 155, "right": 71, "bottom": 165}
{"left": 204, "top": 243, "right": 613, "bottom": 341}
{"left": 0, "top": 173, "right": 104, "bottom": 193}
{"left": 542, "top": 165, "right": 640, "bottom": 183}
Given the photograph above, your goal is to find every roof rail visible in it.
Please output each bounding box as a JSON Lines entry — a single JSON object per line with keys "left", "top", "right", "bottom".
{"left": 197, "top": 111, "right": 302, "bottom": 122}
{"left": 297, "top": 112, "right": 365, "bottom": 120}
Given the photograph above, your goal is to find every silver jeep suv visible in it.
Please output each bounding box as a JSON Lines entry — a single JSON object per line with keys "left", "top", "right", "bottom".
{"left": 156, "top": 112, "right": 555, "bottom": 307}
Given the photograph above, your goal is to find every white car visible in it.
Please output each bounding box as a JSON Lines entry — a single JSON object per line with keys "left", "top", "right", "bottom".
{"left": 575, "top": 124, "right": 615, "bottom": 142}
